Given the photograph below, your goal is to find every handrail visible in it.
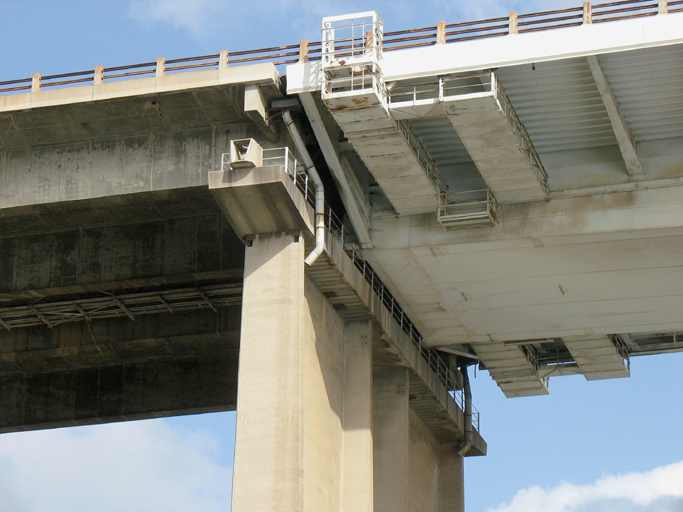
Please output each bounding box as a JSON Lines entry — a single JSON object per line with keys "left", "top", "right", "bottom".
{"left": 0, "top": 0, "right": 673, "bottom": 95}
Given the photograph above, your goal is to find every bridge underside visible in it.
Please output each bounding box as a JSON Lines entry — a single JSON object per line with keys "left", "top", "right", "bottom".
{"left": 0, "top": 188, "right": 245, "bottom": 432}
{"left": 287, "top": 12, "right": 683, "bottom": 397}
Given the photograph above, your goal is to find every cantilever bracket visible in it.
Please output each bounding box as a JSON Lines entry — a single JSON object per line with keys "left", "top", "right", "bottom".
{"left": 244, "top": 85, "right": 279, "bottom": 142}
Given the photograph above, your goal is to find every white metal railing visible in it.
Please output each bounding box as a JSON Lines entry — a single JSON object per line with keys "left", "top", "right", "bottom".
{"left": 438, "top": 189, "right": 499, "bottom": 230}
{"left": 610, "top": 334, "right": 631, "bottom": 369}
{"left": 493, "top": 75, "right": 549, "bottom": 193}
{"left": 520, "top": 343, "right": 551, "bottom": 389}
{"left": 441, "top": 72, "right": 493, "bottom": 98}
{"left": 261, "top": 146, "right": 299, "bottom": 177}
{"left": 396, "top": 120, "right": 448, "bottom": 195}
{"left": 331, "top": 210, "right": 469, "bottom": 415}
{"left": 321, "top": 12, "right": 385, "bottom": 97}
{"left": 223, "top": 146, "right": 296, "bottom": 174}
{"left": 322, "top": 12, "right": 383, "bottom": 67}
{"left": 388, "top": 71, "right": 548, "bottom": 197}
{"left": 389, "top": 80, "right": 441, "bottom": 105}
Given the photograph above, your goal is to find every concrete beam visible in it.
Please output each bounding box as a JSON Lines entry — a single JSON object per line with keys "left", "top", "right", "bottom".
{"left": 0, "top": 301, "right": 240, "bottom": 433}
{"left": 0, "top": 307, "right": 240, "bottom": 373}
{"left": 586, "top": 55, "right": 644, "bottom": 175}
{"left": 369, "top": 183, "right": 683, "bottom": 251}
{"left": 244, "top": 84, "right": 279, "bottom": 142}
{"left": 0, "top": 355, "right": 238, "bottom": 433}
{"left": 0, "top": 63, "right": 281, "bottom": 113}
{"left": 1, "top": 127, "right": 229, "bottom": 209}
{"left": 0, "top": 213, "right": 243, "bottom": 298}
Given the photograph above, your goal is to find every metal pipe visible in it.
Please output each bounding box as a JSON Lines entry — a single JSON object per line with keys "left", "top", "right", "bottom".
{"left": 457, "top": 363, "right": 473, "bottom": 456}
{"left": 298, "top": 92, "right": 373, "bottom": 248}
{"left": 282, "top": 110, "right": 325, "bottom": 266}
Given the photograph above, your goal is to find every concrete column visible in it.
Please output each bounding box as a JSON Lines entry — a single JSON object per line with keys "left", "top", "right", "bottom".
{"left": 438, "top": 446, "right": 465, "bottom": 512}
{"left": 231, "top": 232, "right": 306, "bottom": 512}
{"left": 342, "top": 320, "right": 374, "bottom": 512}
{"left": 233, "top": 232, "right": 361, "bottom": 512}
{"left": 373, "top": 366, "right": 410, "bottom": 512}
{"left": 373, "top": 365, "right": 465, "bottom": 512}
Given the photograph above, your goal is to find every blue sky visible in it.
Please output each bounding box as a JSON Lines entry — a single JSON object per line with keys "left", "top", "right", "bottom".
{"left": 1, "top": 1, "right": 682, "bottom": 511}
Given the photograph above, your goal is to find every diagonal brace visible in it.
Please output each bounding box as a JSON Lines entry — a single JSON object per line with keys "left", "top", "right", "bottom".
{"left": 587, "top": 55, "right": 644, "bottom": 176}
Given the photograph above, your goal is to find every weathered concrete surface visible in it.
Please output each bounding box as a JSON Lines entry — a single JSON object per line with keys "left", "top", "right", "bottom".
{"left": 373, "top": 366, "right": 410, "bottom": 512}
{"left": 0, "top": 355, "right": 238, "bottom": 433}
{"left": 367, "top": 184, "right": 683, "bottom": 346}
{"left": 374, "top": 367, "right": 465, "bottom": 512}
{"left": 323, "top": 92, "right": 441, "bottom": 215}
{"left": 0, "top": 186, "right": 246, "bottom": 432}
{"left": 231, "top": 233, "right": 304, "bottom": 511}
{"left": 231, "top": 230, "right": 466, "bottom": 512}
{"left": 209, "top": 165, "right": 314, "bottom": 240}
{"left": 212, "top": 162, "right": 485, "bottom": 456}
{"left": 341, "top": 320, "right": 374, "bottom": 512}
{"left": 0, "top": 64, "right": 286, "bottom": 214}
{"left": 0, "top": 126, "right": 254, "bottom": 210}
{"left": 233, "top": 232, "right": 368, "bottom": 511}
{"left": 0, "top": 63, "right": 281, "bottom": 113}
{"left": 0, "top": 210, "right": 242, "bottom": 299}
{"left": 0, "top": 306, "right": 241, "bottom": 433}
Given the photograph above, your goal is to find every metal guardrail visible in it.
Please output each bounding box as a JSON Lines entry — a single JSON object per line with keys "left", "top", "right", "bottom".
{"left": 438, "top": 189, "right": 499, "bottom": 230}
{"left": 610, "top": 334, "right": 632, "bottom": 368}
{"left": 492, "top": 74, "right": 550, "bottom": 192}
{"left": 520, "top": 343, "right": 551, "bottom": 388}
{"left": 320, "top": 13, "right": 386, "bottom": 97}
{"left": 1, "top": 0, "right": 678, "bottom": 95}
{"left": 396, "top": 120, "right": 448, "bottom": 195}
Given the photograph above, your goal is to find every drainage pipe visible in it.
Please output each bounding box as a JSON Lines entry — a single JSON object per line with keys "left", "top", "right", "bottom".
{"left": 298, "top": 92, "right": 373, "bottom": 248}
{"left": 457, "top": 363, "right": 473, "bottom": 457}
{"left": 282, "top": 110, "right": 325, "bottom": 266}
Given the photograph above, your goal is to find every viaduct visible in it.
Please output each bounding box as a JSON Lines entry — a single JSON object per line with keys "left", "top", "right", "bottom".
{"left": 1, "top": 1, "right": 682, "bottom": 510}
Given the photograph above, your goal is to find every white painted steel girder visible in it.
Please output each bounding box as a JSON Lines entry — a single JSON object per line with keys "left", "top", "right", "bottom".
{"left": 563, "top": 336, "right": 630, "bottom": 381}
{"left": 442, "top": 91, "right": 548, "bottom": 204}
{"left": 323, "top": 91, "right": 441, "bottom": 215}
{"left": 473, "top": 343, "right": 549, "bottom": 398}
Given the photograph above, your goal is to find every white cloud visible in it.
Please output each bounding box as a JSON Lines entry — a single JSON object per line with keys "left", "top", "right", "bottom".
{"left": 0, "top": 420, "right": 231, "bottom": 512}
{"left": 128, "top": 0, "right": 224, "bottom": 41}
{"left": 489, "top": 460, "right": 683, "bottom": 512}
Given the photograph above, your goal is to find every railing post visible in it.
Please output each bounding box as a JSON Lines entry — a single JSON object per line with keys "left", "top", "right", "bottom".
{"left": 219, "top": 49, "right": 229, "bottom": 70}
{"left": 93, "top": 65, "right": 104, "bottom": 85}
{"left": 299, "top": 39, "right": 309, "bottom": 63}
{"left": 508, "top": 11, "right": 518, "bottom": 35}
{"left": 659, "top": 0, "right": 668, "bottom": 14}
{"left": 436, "top": 21, "right": 446, "bottom": 44}
{"left": 31, "top": 73, "right": 41, "bottom": 93}
{"left": 156, "top": 57, "right": 166, "bottom": 77}
{"left": 583, "top": 2, "right": 593, "bottom": 24}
